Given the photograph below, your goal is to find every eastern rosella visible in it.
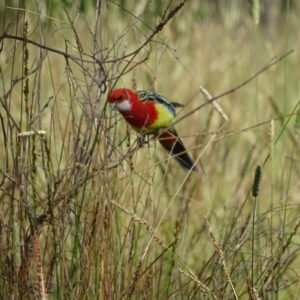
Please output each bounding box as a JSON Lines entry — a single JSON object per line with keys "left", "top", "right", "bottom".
{"left": 108, "top": 88, "right": 198, "bottom": 173}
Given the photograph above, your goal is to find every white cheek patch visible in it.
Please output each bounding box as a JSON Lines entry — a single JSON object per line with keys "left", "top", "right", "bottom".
{"left": 116, "top": 99, "right": 132, "bottom": 111}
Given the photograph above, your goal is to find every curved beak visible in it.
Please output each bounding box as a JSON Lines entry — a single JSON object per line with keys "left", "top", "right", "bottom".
{"left": 109, "top": 102, "right": 116, "bottom": 109}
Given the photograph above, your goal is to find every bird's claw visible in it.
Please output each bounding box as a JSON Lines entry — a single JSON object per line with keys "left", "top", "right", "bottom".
{"left": 137, "top": 135, "right": 149, "bottom": 148}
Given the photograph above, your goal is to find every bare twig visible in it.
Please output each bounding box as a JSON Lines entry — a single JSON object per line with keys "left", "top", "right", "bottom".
{"left": 173, "top": 50, "right": 294, "bottom": 127}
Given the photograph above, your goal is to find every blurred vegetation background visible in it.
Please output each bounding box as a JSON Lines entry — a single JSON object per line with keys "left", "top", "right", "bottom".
{"left": 1, "top": 0, "right": 300, "bottom": 299}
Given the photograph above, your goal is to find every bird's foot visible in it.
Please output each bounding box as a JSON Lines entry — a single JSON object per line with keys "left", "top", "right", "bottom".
{"left": 136, "top": 135, "right": 149, "bottom": 148}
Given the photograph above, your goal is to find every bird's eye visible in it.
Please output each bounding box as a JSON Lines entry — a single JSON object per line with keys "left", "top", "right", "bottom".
{"left": 117, "top": 94, "right": 123, "bottom": 101}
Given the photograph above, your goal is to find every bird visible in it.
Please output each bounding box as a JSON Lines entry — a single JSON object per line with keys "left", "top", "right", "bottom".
{"left": 107, "top": 88, "right": 198, "bottom": 173}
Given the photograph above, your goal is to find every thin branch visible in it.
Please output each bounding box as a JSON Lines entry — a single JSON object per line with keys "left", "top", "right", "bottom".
{"left": 173, "top": 49, "right": 294, "bottom": 127}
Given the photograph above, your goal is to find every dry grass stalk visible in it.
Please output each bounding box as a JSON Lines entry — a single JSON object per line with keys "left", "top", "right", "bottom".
{"left": 199, "top": 86, "right": 229, "bottom": 122}
{"left": 203, "top": 215, "right": 238, "bottom": 300}
{"left": 110, "top": 200, "right": 167, "bottom": 250}
{"left": 33, "top": 230, "right": 47, "bottom": 300}
{"left": 178, "top": 268, "right": 217, "bottom": 300}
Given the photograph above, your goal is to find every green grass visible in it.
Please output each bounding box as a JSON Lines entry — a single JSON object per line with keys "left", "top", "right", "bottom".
{"left": 1, "top": 1, "right": 300, "bottom": 299}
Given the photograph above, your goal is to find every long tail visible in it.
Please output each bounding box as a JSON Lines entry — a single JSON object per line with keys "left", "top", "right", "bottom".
{"left": 157, "top": 129, "right": 198, "bottom": 173}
